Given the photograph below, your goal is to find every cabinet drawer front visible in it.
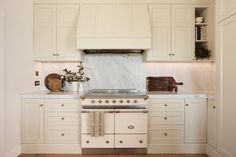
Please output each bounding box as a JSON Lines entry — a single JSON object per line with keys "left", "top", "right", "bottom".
{"left": 149, "top": 99, "right": 184, "bottom": 111}
{"left": 115, "top": 111, "right": 147, "bottom": 133}
{"left": 45, "top": 112, "right": 79, "bottom": 124}
{"left": 81, "top": 110, "right": 114, "bottom": 134}
{"left": 82, "top": 134, "right": 114, "bottom": 148}
{"left": 149, "top": 125, "right": 184, "bottom": 144}
{"left": 149, "top": 111, "right": 184, "bottom": 125}
{"left": 45, "top": 129, "right": 79, "bottom": 144}
{"left": 115, "top": 134, "right": 147, "bottom": 148}
{"left": 45, "top": 99, "right": 79, "bottom": 111}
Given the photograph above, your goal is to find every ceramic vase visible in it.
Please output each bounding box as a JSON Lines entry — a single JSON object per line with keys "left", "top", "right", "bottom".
{"left": 72, "top": 82, "right": 79, "bottom": 92}
{"left": 79, "top": 82, "right": 84, "bottom": 93}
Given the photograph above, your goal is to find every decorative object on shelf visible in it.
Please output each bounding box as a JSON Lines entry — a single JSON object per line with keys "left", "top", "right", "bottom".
{"left": 44, "top": 73, "right": 64, "bottom": 92}
{"left": 195, "top": 44, "right": 211, "bottom": 60}
{"left": 196, "top": 17, "right": 204, "bottom": 23}
{"left": 62, "top": 62, "right": 90, "bottom": 92}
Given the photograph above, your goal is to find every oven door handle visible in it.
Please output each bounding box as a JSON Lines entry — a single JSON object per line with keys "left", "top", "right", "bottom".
{"left": 81, "top": 110, "right": 114, "bottom": 113}
{"left": 115, "top": 110, "right": 148, "bottom": 113}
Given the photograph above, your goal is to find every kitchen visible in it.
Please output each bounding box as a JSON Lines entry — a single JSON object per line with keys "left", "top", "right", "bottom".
{"left": 0, "top": 0, "right": 235, "bottom": 157}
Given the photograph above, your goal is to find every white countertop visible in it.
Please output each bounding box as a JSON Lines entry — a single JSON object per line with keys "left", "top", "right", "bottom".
{"left": 21, "top": 90, "right": 81, "bottom": 99}
{"left": 21, "top": 90, "right": 215, "bottom": 99}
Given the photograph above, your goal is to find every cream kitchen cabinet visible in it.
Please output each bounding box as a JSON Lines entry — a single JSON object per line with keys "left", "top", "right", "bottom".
{"left": 21, "top": 99, "right": 44, "bottom": 144}
{"left": 148, "top": 98, "right": 185, "bottom": 144}
{"left": 44, "top": 99, "right": 80, "bottom": 144}
{"left": 217, "top": 14, "right": 236, "bottom": 157}
{"left": 185, "top": 98, "right": 206, "bottom": 143}
{"left": 21, "top": 98, "right": 80, "bottom": 146}
{"left": 34, "top": 4, "right": 80, "bottom": 61}
{"left": 217, "top": 0, "right": 236, "bottom": 22}
{"left": 147, "top": 4, "right": 195, "bottom": 61}
{"left": 207, "top": 97, "right": 217, "bottom": 149}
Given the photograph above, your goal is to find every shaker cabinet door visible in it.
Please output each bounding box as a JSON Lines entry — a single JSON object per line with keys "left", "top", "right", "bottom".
{"left": 34, "top": 5, "right": 57, "bottom": 61}
{"left": 21, "top": 99, "right": 44, "bottom": 144}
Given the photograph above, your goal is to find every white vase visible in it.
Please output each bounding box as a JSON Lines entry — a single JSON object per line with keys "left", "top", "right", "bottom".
{"left": 72, "top": 82, "right": 79, "bottom": 92}
{"left": 79, "top": 82, "right": 84, "bottom": 93}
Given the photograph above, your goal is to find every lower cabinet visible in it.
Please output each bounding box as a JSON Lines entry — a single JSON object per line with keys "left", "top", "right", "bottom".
{"left": 21, "top": 98, "right": 80, "bottom": 145}
{"left": 148, "top": 97, "right": 207, "bottom": 153}
{"left": 207, "top": 97, "right": 217, "bottom": 149}
{"left": 185, "top": 98, "right": 207, "bottom": 143}
{"left": 21, "top": 99, "right": 44, "bottom": 144}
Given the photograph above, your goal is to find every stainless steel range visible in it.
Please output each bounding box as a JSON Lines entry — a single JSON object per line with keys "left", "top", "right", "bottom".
{"left": 80, "top": 89, "right": 148, "bottom": 155}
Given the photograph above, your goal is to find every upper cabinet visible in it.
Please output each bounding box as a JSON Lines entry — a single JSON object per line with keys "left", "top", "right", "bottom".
{"left": 217, "top": 0, "right": 236, "bottom": 22}
{"left": 34, "top": 4, "right": 81, "bottom": 61}
{"left": 147, "top": 4, "right": 195, "bottom": 61}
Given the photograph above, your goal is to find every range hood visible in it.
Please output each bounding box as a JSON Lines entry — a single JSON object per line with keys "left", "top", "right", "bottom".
{"left": 77, "top": 4, "right": 151, "bottom": 50}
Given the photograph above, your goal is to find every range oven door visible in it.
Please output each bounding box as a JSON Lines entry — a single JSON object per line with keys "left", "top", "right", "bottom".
{"left": 81, "top": 109, "right": 115, "bottom": 148}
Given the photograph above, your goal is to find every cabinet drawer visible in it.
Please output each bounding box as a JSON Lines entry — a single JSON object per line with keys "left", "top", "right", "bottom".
{"left": 149, "top": 111, "right": 184, "bottom": 125}
{"left": 149, "top": 99, "right": 184, "bottom": 111}
{"left": 45, "top": 112, "right": 79, "bottom": 124}
{"left": 149, "top": 125, "right": 184, "bottom": 144}
{"left": 45, "top": 129, "right": 79, "bottom": 144}
{"left": 45, "top": 99, "right": 79, "bottom": 112}
{"left": 115, "top": 110, "right": 147, "bottom": 133}
{"left": 115, "top": 134, "right": 147, "bottom": 148}
{"left": 82, "top": 134, "right": 114, "bottom": 148}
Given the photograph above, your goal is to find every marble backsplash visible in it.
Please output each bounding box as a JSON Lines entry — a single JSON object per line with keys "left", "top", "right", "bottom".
{"left": 37, "top": 54, "right": 215, "bottom": 92}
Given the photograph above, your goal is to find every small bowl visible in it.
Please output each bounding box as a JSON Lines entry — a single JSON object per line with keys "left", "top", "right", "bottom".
{"left": 196, "top": 17, "right": 204, "bottom": 23}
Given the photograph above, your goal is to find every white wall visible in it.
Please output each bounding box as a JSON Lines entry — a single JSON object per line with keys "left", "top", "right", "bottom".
{"left": 2, "top": 0, "right": 35, "bottom": 156}
{"left": 0, "top": 7, "right": 6, "bottom": 157}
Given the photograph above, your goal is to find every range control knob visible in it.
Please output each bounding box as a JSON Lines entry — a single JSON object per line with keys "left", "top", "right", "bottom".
{"left": 126, "top": 100, "right": 130, "bottom": 103}
{"left": 134, "top": 100, "right": 138, "bottom": 103}
{"left": 91, "top": 100, "right": 95, "bottom": 103}
{"left": 119, "top": 100, "right": 123, "bottom": 103}
{"left": 105, "top": 100, "right": 109, "bottom": 103}
{"left": 98, "top": 100, "right": 102, "bottom": 103}
{"left": 112, "top": 100, "right": 116, "bottom": 103}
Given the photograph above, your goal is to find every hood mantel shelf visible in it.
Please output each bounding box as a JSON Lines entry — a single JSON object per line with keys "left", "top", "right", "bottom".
{"left": 77, "top": 4, "right": 151, "bottom": 50}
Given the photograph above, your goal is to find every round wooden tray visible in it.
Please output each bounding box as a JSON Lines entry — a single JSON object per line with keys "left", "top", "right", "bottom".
{"left": 44, "top": 73, "right": 63, "bottom": 92}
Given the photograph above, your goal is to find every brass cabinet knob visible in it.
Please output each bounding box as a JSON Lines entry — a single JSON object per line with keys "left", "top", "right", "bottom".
{"left": 119, "top": 140, "right": 123, "bottom": 144}
{"left": 164, "top": 117, "right": 168, "bottom": 120}
{"left": 61, "top": 133, "right": 65, "bottom": 136}
{"left": 61, "top": 104, "right": 64, "bottom": 107}
{"left": 186, "top": 104, "right": 189, "bottom": 106}
{"left": 139, "top": 140, "right": 143, "bottom": 143}
{"left": 106, "top": 140, "right": 109, "bottom": 144}
{"left": 213, "top": 106, "right": 216, "bottom": 109}
{"left": 164, "top": 133, "right": 168, "bottom": 136}
{"left": 61, "top": 117, "right": 64, "bottom": 120}
{"left": 86, "top": 140, "right": 89, "bottom": 143}
{"left": 164, "top": 104, "right": 168, "bottom": 107}
{"left": 40, "top": 104, "right": 43, "bottom": 107}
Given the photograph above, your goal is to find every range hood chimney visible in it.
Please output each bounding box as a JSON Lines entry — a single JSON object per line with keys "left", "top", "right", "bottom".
{"left": 77, "top": 4, "right": 151, "bottom": 50}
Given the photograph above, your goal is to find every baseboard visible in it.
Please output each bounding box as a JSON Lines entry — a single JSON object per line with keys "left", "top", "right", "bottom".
{"left": 4, "top": 145, "right": 21, "bottom": 157}
{"left": 206, "top": 145, "right": 223, "bottom": 157}
{"left": 21, "top": 144, "right": 82, "bottom": 154}
{"left": 148, "top": 144, "right": 206, "bottom": 154}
